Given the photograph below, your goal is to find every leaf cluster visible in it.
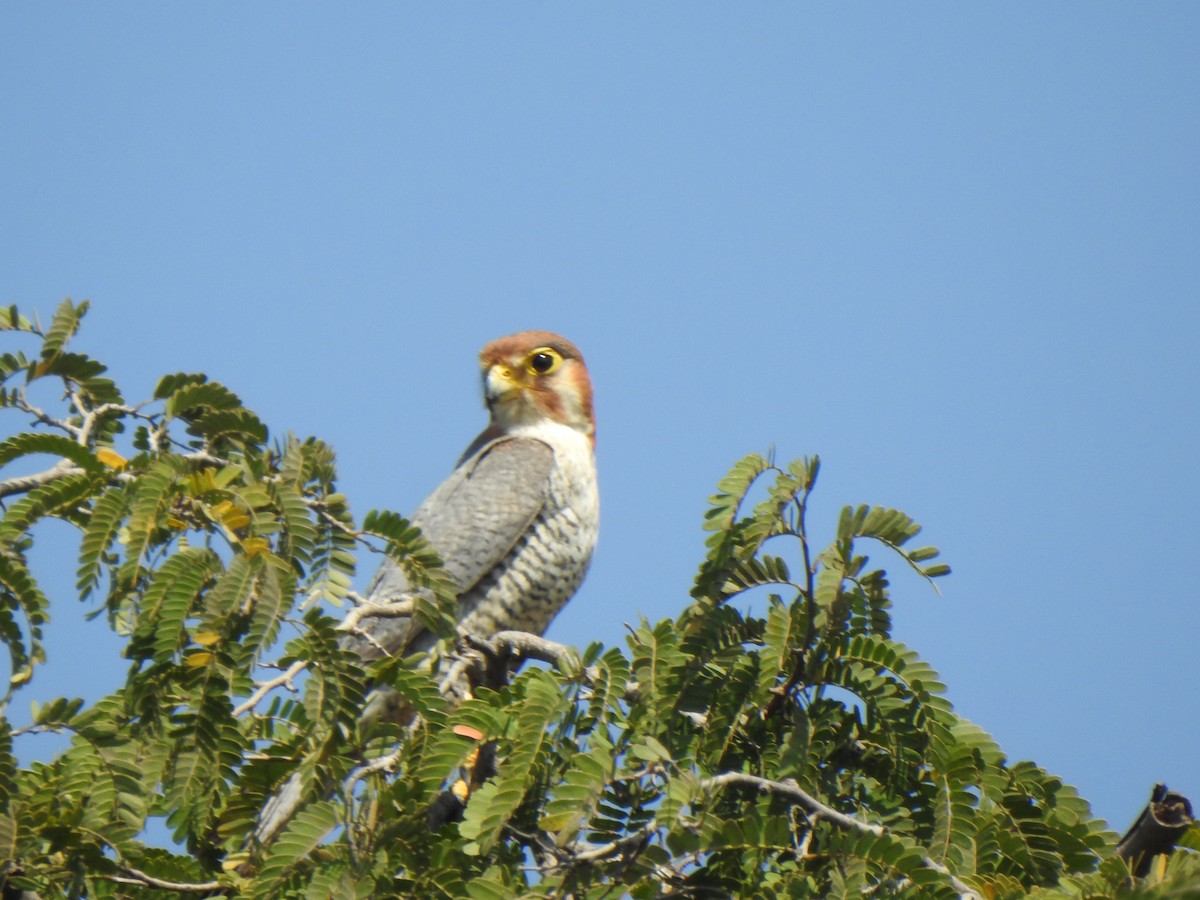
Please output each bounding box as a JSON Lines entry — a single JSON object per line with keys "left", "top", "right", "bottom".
{"left": 0, "top": 302, "right": 457, "bottom": 896}
{"left": 0, "top": 303, "right": 1194, "bottom": 898}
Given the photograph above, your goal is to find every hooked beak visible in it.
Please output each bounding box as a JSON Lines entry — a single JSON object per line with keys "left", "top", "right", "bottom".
{"left": 484, "top": 364, "right": 522, "bottom": 405}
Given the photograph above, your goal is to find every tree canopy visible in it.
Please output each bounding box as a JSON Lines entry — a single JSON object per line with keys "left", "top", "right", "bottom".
{"left": 0, "top": 301, "right": 1195, "bottom": 897}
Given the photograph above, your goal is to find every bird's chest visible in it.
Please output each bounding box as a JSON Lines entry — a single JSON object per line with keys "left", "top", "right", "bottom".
{"left": 543, "top": 439, "right": 600, "bottom": 559}
{"left": 466, "top": 435, "right": 598, "bottom": 634}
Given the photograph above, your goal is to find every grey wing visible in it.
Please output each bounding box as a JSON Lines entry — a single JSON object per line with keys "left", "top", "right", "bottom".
{"left": 345, "top": 437, "right": 555, "bottom": 659}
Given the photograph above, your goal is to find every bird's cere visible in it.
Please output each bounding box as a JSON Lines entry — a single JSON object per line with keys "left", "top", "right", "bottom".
{"left": 484, "top": 364, "right": 519, "bottom": 403}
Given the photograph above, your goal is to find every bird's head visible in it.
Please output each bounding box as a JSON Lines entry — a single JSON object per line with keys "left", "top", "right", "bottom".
{"left": 479, "top": 330, "right": 595, "bottom": 444}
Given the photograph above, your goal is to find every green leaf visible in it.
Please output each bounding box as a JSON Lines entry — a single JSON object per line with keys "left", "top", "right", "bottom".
{"left": 824, "top": 829, "right": 961, "bottom": 898}
{"left": 627, "top": 617, "right": 684, "bottom": 729}
{"left": 65, "top": 722, "right": 154, "bottom": 842}
{"left": 205, "top": 552, "right": 262, "bottom": 620}
{"left": 835, "top": 504, "right": 950, "bottom": 583}
{"left": 32, "top": 696, "right": 85, "bottom": 727}
{"left": 540, "top": 730, "right": 614, "bottom": 838}
{"left": 721, "top": 554, "right": 793, "bottom": 595}
{"left": 463, "top": 873, "right": 512, "bottom": 900}
{"left": 361, "top": 508, "right": 458, "bottom": 639}
{"left": 29, "top": 353, "right": 120, "bottom": 407}
{"left": 132, "top": 547, "right": 222, "bottom": 662}
{"left": 186, "top": 408, "right": 269, "bottom": 446}
{"left": 153, "top": 371, "right": 208, "bottom": 400}
{"left": 257, "top": 799, "right": 343, "bottom": 891}
{"left": 0, "top": 432, "right": 105, "bottom": 475}
{"left": 0, "top": 304, "right": 34, "bottom": 332}
{"left": 274, "top": 478, "right": 318, "bottom": 569}
{"left": 118, "top": 454, "right": 184, "bottom": 582}
{"left": 758, "top": 595, "right": 803, "bottom": 696}
{"left": 703, "top": 452, "right": 773, "bottom": 534}
{"left": 163, "top": 681, "right": 244, "bottom": 846}
{"left": 246, "top": 555, "right": 292, "bottom": 653}
{"left": 76, "top": 482, "right": 133, "bottom": 598}
{"left": 0, "top": 553, "right": 49, "bottom": 683}
{"left": 39, "top": 298, "right": 89, "bottom": 360}
{"left": 302, "top": 476, "right": 356, "bottom": 608}
{"left": 0, "top": 717, "right": 14, "bottom": 809}
{"left": 0, "top": 472, "right": 101, "bottom": 543}
{"left": 297, "top": 609, "right": 366, "bottom": 739}
{"left": 163, "top": 380, "right": 243, "bottom": 420}
{"left": 585, "top": 645, "right": 631, "bottom": 731}
{"left": 458, "top": 669, "right": 566, "bottom": 854}
{"left": 0, "top": 810, "right": 14, "bottom": 865}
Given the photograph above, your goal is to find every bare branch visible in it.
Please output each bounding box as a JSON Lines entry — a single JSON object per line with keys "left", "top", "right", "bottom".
{"left": 106, "top": 866, "right": 223, "bottom": 894}
{"left": 14, "top": 389, "right": 83, "bottom": 439}
{"left": 75, "top": 402, "right": 141, "bottom": 445}
{"left": 343, "top": 748, "right": 403, "bottom": 800}
{"left": 336, "top": 598, "right": 415, "bottom": 634}
{"left": 703, "top": 772, "right": 979, "bottom": 900}
{"left": 0, "top": 434, "right": 219, "bottom": 504}
{"left": 233, "top": 660, "right": 308, "bottom": 717}
{"left": 0, "top": 459, "right": 84, "bottom": 499}
{"left": 571, "top": 819, "right": 659, "bottom": 863}
{"left": 704, "top": 772, "right": 881, "bottom": 834}
{"left": 303, "top": 495, "right": 368, "bottom": 541}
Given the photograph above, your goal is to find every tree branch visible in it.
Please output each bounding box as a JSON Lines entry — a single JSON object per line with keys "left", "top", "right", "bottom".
{"left": 233, "top": 660, "right": 308, "bottom": 717}
{"left": 13, "top": 390, "right": 83, "bottom": 440}
{"left": 704, "top": 772, "right": 881, "bottom": 835}
{"left": 0, "top": 460, "right": 84, "bottom": 499}
{"left": 71, "top": 400, "right": 140, "bottom": 445}
{"left": 106, "top": 866, "right": 223, "bottom": 893}
{"left": 336, "top": 598, "right": 414, "bottom": 634}
{"left": 570, "top": 819, "right": 659, "bottom": 863}
{"left": 0, "top": 443, "right": 217, "bottom": 501}
{"left": 253, "top": 629, "right": 607, "bottom": 851}
{"left": 343, "top": 748, "right": 403, "bottom": 800}
{"left": 703, "top": 772, "right": 980, "bottom": 899}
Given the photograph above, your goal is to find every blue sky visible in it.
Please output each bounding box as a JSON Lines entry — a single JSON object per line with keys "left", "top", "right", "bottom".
{"left": 2, "top": 5, "right": 1198, "bottom": 835}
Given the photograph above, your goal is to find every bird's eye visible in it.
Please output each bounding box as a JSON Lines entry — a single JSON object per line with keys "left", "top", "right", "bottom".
{"left": 527, "top": 348, "right": 562, "bottom": 375}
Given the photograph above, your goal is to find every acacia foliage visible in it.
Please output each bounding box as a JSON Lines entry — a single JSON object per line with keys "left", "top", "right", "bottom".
{"left": 0, "top": 301, "right": 1196, "bottom": 897}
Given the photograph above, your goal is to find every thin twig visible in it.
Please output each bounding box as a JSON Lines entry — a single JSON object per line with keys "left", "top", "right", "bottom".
{"left": 0, "top": 459, "right": 83, "bottom": 498}
{"left": 106, "top": 866, "right": 223, "bottom": 893}
{"left": 14, "top": 389, "right": 83, "bottom": 439}
{"left": 704, "top": 772, "right": 879, "bottom": 834}
{"left": 570, "top": 819, "right": 660, "bottom": 863}
{"left": 69, "top": 397, "right": 137, "bottom": 445}
{"left": 233, "top": 660, "right": 308, "bottom": 717}
{"left": 0, "top": 436, "right": 226, "bottom": 502}
{"left": 336, "top": 598, "right": 415, "bottom": 633}
{"left": 343, "top": 748, "right": 403, "bottom": 801}
{"left": 703, "top": 772, "right": 979, "bottom": 900}
{"left": 340, "top": 625, "right": 393, "bottom": 658}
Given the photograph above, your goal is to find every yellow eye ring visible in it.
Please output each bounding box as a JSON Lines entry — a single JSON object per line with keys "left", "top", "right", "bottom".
{"left": 526, "top": 347, "right": 563, "bottom": 376}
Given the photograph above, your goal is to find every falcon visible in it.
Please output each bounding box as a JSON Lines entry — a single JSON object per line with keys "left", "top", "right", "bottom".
{"left": 255, "top": 331, "right": 598, "bottom": 846}
{"left": 344, "top": 329, "right": 600, "bottom": 662}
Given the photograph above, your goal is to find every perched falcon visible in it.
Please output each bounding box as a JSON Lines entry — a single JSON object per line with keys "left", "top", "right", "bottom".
{"left": 255, "top": 331, "right": 598, "bottom": 846}
{"left": 344, "top": 329, "right": 600, "bottom": 662}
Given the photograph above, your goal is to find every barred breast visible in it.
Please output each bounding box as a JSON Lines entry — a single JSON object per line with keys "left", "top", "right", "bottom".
{"left": 347, "top": 421, "right": 598, "bottom": 661}
{"left": 452, "top": 422, "right": 599, "bottom": 640}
